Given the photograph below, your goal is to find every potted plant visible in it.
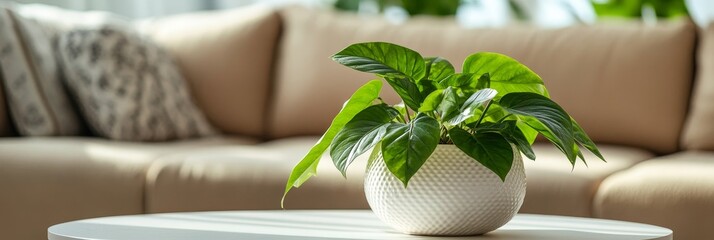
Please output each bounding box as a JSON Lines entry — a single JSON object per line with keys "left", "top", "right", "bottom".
{"left": 282, "top": 42, "right": 604, "bottom": 236}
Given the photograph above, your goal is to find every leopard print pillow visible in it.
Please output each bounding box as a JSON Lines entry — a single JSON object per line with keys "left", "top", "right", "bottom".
{"left": 57, "top": 25, "right": 215, "bottom": 141}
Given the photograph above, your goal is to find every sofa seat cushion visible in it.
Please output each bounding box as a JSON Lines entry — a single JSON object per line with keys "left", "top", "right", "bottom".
{"left": 0, "top": 136, "right": 258, "bottom": 240}
{"left": 521, "top": 144, "right": 653, "bottom": 217}
{"left": 594, "top": 152, "right": 714, "bottom": 240}
{"left": 144, "top": 137, "right": 652, "bottom": 217}
{"left": 145, "top": 137, "right": 369, "bottom": 213}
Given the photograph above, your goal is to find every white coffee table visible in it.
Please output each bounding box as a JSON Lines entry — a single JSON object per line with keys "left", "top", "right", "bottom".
{"left": 48, "top": 210, "right": 672, "bottom": 240}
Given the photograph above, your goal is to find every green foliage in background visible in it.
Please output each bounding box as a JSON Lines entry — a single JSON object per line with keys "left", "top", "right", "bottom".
{"left": 335, "top": 0, "right": 460, "bottom": 16}
{"left": 592, "top": 0, "right": 688, "bottom": 18}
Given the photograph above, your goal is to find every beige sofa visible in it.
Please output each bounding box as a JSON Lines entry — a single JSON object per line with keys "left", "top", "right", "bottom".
{"left": 1, "top": 5, "right": 713, "bottom": 240}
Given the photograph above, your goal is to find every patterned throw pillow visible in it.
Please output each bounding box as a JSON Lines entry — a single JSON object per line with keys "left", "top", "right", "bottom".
{"left": 0, "top": 8, "right": 83, "bottom": 136}
{"left": 56, "top": 25, "right": 216, "bottom": 141}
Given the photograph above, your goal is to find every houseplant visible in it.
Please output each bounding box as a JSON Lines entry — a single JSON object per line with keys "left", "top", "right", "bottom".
{"left": 282, "top": 42, "right": 604, "bottom": 235}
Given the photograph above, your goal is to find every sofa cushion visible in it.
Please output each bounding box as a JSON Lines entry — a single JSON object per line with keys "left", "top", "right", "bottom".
{"left": 594, "top": 152, "right": 714, "bottom": 240}
{"left": 0, "top": 8, "right": 84, "bottom": 136}
{"left": 521, "top": 144, "right": 653, "bottom": 217}
{"left": 0, "top": 136, "right": 258, "bottom": 240}
{"left": 57, "top": 25, "right": 216, "bottom": 141}
{"left": 144, "top": 137, "right": 369, "bottom": 213}
{"left": 270, "top": 7, "right": 695, "bottom": 154}
{"left": 144, "top": 136, "right": 652, "bottom": 217}
{"left": 139, "top": 5, "right": 281, "bottom": 137}
{"left": 682, "top": 24, "right": 714, "bottom": 151}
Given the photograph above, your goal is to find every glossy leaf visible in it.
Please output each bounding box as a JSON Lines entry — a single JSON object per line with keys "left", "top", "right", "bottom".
{"left": 449, "top": 128, "right": 514, "bottom": 181}
{"left": 332, "top": 42, "right": 425, "bottom": 80}
{"left": 498, "top": 92, "right": 578, "bottom": 164}
{"left": 330, "top": 104, "right": 398, "bottom": 176}
{"left": 463, "top": 52, "right": 548, "bottom": 98}
{"left": 381, "top": 113, "right": 441, "bottom": 186}
{"left": 477, "top": 121, "right": 535, "bottom": 160}
{"left": 445, "top": 88, "right": 497, "bottom": 126}
{"left": 572, "top": 118, "right": 605, "bottom": 161}
{"left": 385, "top": 77, "right": 424, "bottom": 111}
{"left": 282, "top": 80, "right": 382, "bottom": 207}
{"left": 425, "top": 57, "right": 455, "bottom": 82}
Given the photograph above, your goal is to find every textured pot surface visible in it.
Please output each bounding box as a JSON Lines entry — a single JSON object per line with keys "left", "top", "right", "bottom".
{"left": 364, "top": 144, "right": 526, "bottom": 236}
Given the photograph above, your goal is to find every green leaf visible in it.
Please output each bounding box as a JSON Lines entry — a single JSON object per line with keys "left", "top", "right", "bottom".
{"left": 475, "top": 73, "right": 491, "bottom": 89}
{"left": 332, "top": 42, "right": 425, "bottom": 80}
{"left": 437, "top": 87, "right": 461, "bottom": 121}
{"left": 385, "top": 76, "right": 424, "bottom": 111}
{"left": 381, "top": 113, "right": 440, "bottom": 186}
{"left": 282, "top": 80, "right": 382, "bottom": 207}
{"left": 449, "top": 128, "right": 514, "bottom": 181}
{"left": 498, "top": 92, "right": 578, "bottom": 165}
{"left": 425, "top": 57, "right": 455, "bottom": 82}
{"left": 330, "top": 104, "right": 398, "bottom": 176}
{"left": 477, "top": 121, "right": 535, "bottom": 160}
{"left": 463, "top": 52, "right": 548, "bottom": 98}
{"left": 445, "top": 88, "right": 497, "bottom": 126}
{"left": 572, "top": 118, "right": 605, "bottom": 161}
{"left": 419, "top": 89, "right": 444, "bottom": 112}
{"left": 438, "top": 73, "right": 475, "bottom": 89}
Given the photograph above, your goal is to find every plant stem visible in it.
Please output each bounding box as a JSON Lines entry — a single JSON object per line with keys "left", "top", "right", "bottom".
{"left": 474, "top": 101, "right": 493, "bottom": 128}
{"left": 405, "top": 106, "right": 412, "bottom": 123}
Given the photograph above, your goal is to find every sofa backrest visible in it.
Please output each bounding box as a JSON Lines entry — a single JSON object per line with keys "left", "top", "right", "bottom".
{"left": 268, "top": 7, "right": 696, "bottom": 154}
{"left": 682, "top": 25, "right": 714, "bottom": 151}
{"left": 0, "top": 67, "right": 10, "bottom": 137}
{"left": 139, "top": 5, "right": 281, "bottom": 138}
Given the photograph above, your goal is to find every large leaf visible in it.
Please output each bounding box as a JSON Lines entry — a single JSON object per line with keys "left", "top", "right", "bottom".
{"left": 282, "top": 80, "right": 382, "bottom": 206}
{"left": 332, "top": 42, "right": 425, "bottom": 80}
{"left": 381, "top": 113, "right": 440, "bottom": 186}
{"left": 498, "top": 92, "right": 578, "bottom": 164}
{"left": 330, "top": 104, "right": 398, "bottom": 176}
{"left": 445, "top": 88, "right": 498, "bottom": 126}
{"left": 477, "top": 121, "right": 536, "bottom": 160}
{"left": 463, "top": 52, "right": 548, "bottom": 98}
{"left": 449, "top": 128, "right": 514, "bottom": 181}
{"left": 385, "top": 76, "right": 424, "bottom": 111}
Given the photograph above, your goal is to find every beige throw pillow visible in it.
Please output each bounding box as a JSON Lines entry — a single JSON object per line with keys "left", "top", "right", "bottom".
{"left": 0, "top": 8, "right": 83, "bottom": 136}
{"left": 56, "top": 24, "right": 215, "bottom": 141}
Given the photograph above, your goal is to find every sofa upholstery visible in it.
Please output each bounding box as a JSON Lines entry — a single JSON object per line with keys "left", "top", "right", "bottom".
{"left": 139, "top": 6, "right": 281, "bottom": 137}
{"left": 0, "top": 75, "right": 9, "bottom": 136}
{"left": 682, "top": 23, "right": 714, "bottom": 151}
{"left": 0, "top": 136, "right": 258, "bottom": 240}
{"left": 594, "top": 152, "right": 714, "bottom": 240}
{"left": 0, "top": 5, "right": 711, "bottom": 240}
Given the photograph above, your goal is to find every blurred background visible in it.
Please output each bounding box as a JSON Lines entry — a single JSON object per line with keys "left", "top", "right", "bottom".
{"left": 7, "top": 0, "right": 714, "bottom": 28}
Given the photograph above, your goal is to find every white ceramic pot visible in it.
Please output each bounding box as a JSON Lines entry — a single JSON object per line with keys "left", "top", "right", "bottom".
{"left": 364, "top": 144, "right": 526, "bottom": 236}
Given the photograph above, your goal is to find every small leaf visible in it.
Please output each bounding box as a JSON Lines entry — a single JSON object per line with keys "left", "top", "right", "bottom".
{"left": 475, "top": 73, "right": 491, "bottom": 89}
{"left": 498, "top": 92, "right": 578, "bottom": 165}
{"left": 425, "top": 57, "right": 455, "bottom": 82}
{"left": 463, "top": 52, "right": 548, "bottom": 98}
{"left": 478, "top": 121, "right": 535, "bottom": 160}
{"left": 438, "top": 73, "right": 476, "bottom": 89}
{"left": 282, "top": 80, "right": 382, "bottom": 207}
{"left": 385, "top": 76, "right": 424, "bottom": 111}
{"left": 449, "top": 128, "right": 514, "bottom": 181}
{"left": 445, "top": 88, "right": 497, "bottom": 126}
{"left": 330, "top": 104, "right": 398, "bottom": 176}
{"left": 419, "top": 89, "right": 444, "bottom": 112}
{"left": 333, "top": 42, "right": 425, "bottom": 80}
{"left": 381, "top": 113, "right": 441, "bottom": 186}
